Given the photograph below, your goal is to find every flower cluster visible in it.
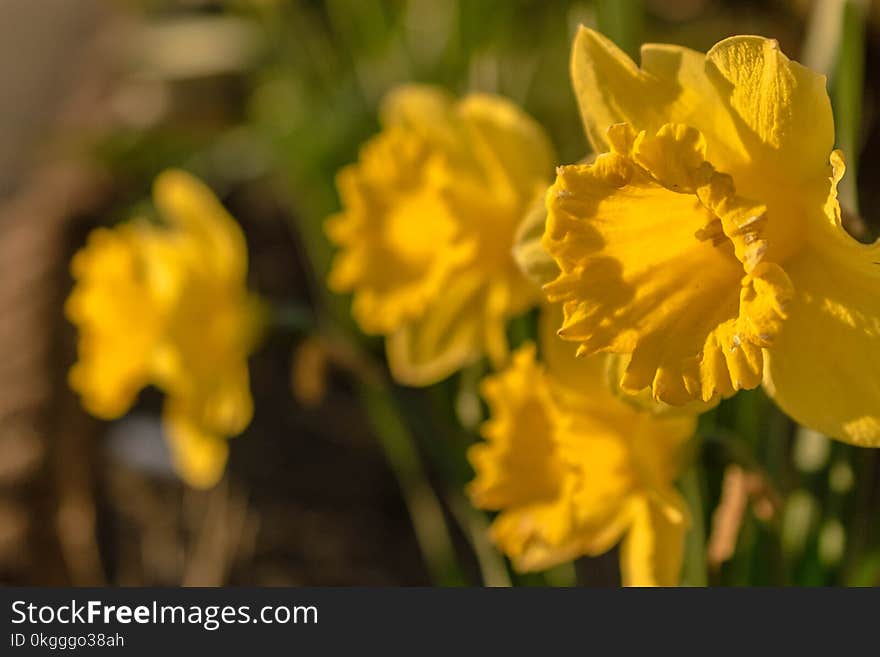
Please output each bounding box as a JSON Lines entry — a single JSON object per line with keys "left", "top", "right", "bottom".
{"left": 66, "top": 22, "right": 880, "bottom": 586}
{"left": 324, "top": 28, "right": 880, "bottom": 584}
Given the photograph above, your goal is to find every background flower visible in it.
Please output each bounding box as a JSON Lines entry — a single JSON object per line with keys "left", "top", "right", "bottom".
{"left": 67, "top": 171, "right": 264, "bottom": 488}
{"left": 468, "top": 309, "right": 696, "bottom": 585}
{"left": 327, "top": 85, "right": 553, "bottom": 385}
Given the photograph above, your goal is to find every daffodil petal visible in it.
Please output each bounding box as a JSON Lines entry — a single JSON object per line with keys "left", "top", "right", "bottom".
{"left": 494, "top": 494, "right": 632, "bottom": 573}
{"left": 631, "top": 412, "right": 696, "bottom": 490}
{"left": 571, "top": 26, "right": 666, "bottom": 153}
{"left": 539, "top": 303, "right": 715, "bottom": 418}
{"left": 570, "top": 27, "right": 746, "bottom": 170}
{"left": 492, "top": 478, "right": 633, "bottom": 574}
{"left": 513, "top": 193, "right": 559, "bottom": 288}
{"left": 619, "top": 494, "right": 687, "bottom": 587}
{"left": 639, "top": 42, "right": 747, "bottom": 168}
{"left": 189, "top": 363, "right": 255, "bottom": 437}
{"left": 65, "top": 226, "right": 165, "bottom": 418}
{"left": 380, "top": 84, "right": 461, "bottom": 148}
{"left": 538, "top": 303, "right": 612, "bottom": 401}
{"left": 557, "top": 413, "right": 636, "bottom": 524}
{"left": 764, "top": 225, "right": 880, "bottom": 446}
{"left": 386, "top": 273, "right": 487, "bottom": 385}
{"left": 458, "top": 94, "right": 555, "bottom": 202}
{"left": 163, "top": 399, "right": 230, "bottom": 489}
{"left": 152, "top": 170, "right": 249, "bottom": 282}
{"left": 489, "top": 500, "right": 575, "bottom": 572}
{"left": 705, "top": 35, "right": 834, "bottom": 183}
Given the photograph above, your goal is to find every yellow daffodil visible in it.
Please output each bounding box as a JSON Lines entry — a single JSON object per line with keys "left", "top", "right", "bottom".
{"left": 66, "top": 170, "right": 265, "bottom": 488}
{"left": 539, "top": 27, "right": 880, "bottom": 446}
{"left": 467, "top": 309, "right": 696, "bottom": 586}
{"left": 326, "top": 85, "right": 554, "bottom": 385}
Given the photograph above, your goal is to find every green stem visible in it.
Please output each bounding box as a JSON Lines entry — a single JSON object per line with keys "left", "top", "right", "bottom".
{"left": 680, "top": 464, "right": 707, "bottom": 586}
{"left": 446, "top": 492, "right": 511, "bottom": 587}
{"left": 276, "top": 188, "right": 464, "bottom": 584}
{"left": 833, "top": 0, "right": 867, "bottom": 215}
{"left": 359, "top": 381, "right": 465, "bottom": 586}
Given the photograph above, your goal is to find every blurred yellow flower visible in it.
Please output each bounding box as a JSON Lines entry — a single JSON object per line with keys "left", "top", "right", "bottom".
{"left": 326, "top": 85, "right": 554, "bottom": 385}
{"left": 541, "top": 27, "right": 880, "bottom": 446}
{"left": 468, "top": 310, "right": 696, "bottom": 586}
{"left": 66, "top": 170, "right": 265, "bottom": 488}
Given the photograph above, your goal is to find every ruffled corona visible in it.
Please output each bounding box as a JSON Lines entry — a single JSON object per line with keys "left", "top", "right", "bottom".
{"left": 327, "top": 85, "right": 553, "bottom": 385}
{"left": 538, "top": 27, "right": 880, "bottom": 446}
{"left": 467, "top": 311, "right": 696, "bottom": 586}
{"left": 544, "top": 122, "right": 793, "bottom": 404}
{"left": 66, "top": 170, "right": 265, "bottom": 488}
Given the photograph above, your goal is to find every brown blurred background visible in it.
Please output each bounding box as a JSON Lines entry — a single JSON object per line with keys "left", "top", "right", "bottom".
{"left": 0, "top": 0, "right": 432, "bottom": 586}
